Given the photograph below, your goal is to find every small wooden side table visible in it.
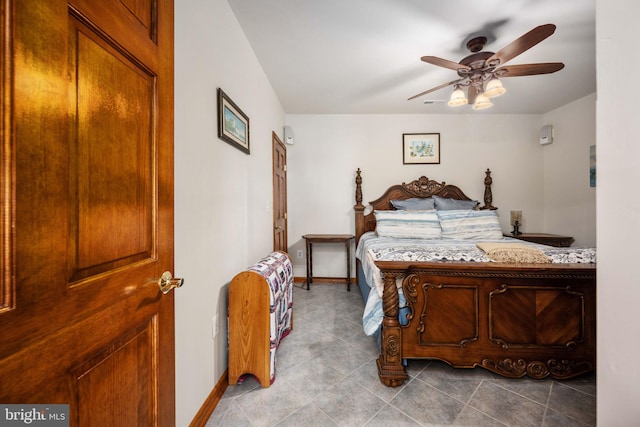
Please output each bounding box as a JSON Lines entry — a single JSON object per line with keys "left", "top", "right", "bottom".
{"left": 302, "top": 234, "right": 355, "bottom": 291}
{"left": 504, "top": 232, "right": 575, "bottom": 247}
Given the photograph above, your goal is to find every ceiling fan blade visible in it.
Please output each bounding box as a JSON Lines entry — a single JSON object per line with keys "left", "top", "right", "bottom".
{"left": 408, "top": 78, "right": 463, "bottom": 101}
{"left": 486, "top": 24, "right": 557, "bottom": 67}
{"left": 421, "top": 56, "right": 471, "bottom": 72}
{"left": 496, "top": 62, "right": 565, "bottom": 77}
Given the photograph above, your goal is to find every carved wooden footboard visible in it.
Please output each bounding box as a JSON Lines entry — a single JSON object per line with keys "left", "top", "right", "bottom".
{"left": 375, "top": 261, "right": 596, "bottom": 387}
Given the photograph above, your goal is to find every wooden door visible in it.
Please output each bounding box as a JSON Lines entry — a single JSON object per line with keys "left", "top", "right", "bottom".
{"left": 0, "top": 1, "right": 176, "bottom": 426}
{"left": 272, "top": 132, "right": 288, "bottom": 252}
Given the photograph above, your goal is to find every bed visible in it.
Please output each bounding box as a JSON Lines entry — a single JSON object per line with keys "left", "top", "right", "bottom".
{"left": 354, "top": 168, "right": 596, "bottom": 387}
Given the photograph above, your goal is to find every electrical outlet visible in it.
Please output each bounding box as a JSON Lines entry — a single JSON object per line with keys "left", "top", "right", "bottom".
{"left": 296, "top": 250, "right": 303, "bottom": 259}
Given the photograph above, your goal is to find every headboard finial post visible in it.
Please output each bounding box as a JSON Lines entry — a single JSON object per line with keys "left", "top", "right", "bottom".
{"left": 354, "top": 169, "right": 365, "bottom": 244}
{"left": 355, "top": 168, "right": 363, "bottom": 205}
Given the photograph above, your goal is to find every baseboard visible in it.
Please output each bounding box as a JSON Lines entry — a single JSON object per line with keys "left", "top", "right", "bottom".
{"left": 293, "top": 276, "right": 355, "bottom": 285}
{"left": 189, "top": 369, "right": 228, "bottom": 427}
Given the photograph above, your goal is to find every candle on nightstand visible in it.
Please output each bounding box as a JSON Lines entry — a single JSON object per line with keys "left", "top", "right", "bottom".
{"left": 510, "top": 210, "right": 522, "bottom": 226}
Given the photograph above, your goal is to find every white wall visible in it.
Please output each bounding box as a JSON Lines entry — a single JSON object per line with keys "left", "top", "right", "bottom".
{"left": 285, "top": 111, "right": 596, "bottom": 278}
{"left": 174, "top": 0, "right": 284, "bottom": 424}
{"left": 543, "top": 93, "right": 597, "bottom": 247}
{"left": 597, "top": 0, "right": 640, "bottom": 424}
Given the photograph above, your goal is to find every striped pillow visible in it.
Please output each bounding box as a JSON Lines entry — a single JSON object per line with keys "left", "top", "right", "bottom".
{"left": 437, "top": 210, "right": 503, "bottom": 240}
{"left": 374, "top": 210, "right": 442, "bottom": 239}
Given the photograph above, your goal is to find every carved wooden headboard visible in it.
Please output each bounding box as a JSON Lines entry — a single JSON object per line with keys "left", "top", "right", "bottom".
{"left": 354, "top": 168, "right": 496, "bottom": 243}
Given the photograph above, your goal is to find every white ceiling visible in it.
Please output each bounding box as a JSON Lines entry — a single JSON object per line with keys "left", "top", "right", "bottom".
{"left": 227, "top": 0, "right": 595, "bottom": 114}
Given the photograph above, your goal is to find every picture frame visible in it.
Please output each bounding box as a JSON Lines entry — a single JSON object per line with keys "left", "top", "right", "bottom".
{"left": 402, "top": 133, "right": 440, "bottom": 164}
{"left": 217, "top": 88, "right": 250, "bottom": 154}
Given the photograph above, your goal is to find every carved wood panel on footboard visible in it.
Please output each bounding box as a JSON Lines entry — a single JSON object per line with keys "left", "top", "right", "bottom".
{"left": 375, "top": 261, "right": 596, "bottom": 386}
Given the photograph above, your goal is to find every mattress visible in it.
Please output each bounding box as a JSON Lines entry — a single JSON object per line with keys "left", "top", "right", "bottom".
{"left": 356, "top": 231, "right": 596, "bottom": 336}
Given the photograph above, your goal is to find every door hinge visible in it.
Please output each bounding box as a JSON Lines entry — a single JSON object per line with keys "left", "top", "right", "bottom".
{"left": 284, "top": 212, "right": 288, "bottom": 220}
{"left": 283, "top": 165, "right": 287, "bottom": 172}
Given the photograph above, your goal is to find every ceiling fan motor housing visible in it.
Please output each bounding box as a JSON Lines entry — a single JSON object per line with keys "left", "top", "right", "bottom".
{"left": 466, "top": 36, "right": 487, "bottom": 52}
{"left": 458, "top": 51, "right": 495, "bottom": 77}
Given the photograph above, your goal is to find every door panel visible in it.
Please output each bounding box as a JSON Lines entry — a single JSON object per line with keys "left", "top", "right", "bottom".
{"left": 0, "top": 1, "right": 175, "bottom": 426}
{"left": 75, "top": 320, "right": 156, "bottom": 426}
{"left": 272, "top": 132, "right": 288, "bottom": 252}
{"left": 71, "top": 13, "right": 154, "bottom": 281}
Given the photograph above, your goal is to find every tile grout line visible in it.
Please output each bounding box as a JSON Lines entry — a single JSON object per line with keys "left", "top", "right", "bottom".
{"left": 453, "top": 379, "right": 510, "bottom": 427}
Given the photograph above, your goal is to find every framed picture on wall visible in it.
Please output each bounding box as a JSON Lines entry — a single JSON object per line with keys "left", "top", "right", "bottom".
{"left": 402, "top": 133, "right": 440, "bottom": 164}
{"left": 217, "top": 88, "right": 250, "bottom": 154}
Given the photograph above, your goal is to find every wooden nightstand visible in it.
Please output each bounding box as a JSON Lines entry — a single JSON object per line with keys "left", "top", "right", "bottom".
{"left": 504, "top": 233, "right": 574, "bottom": 247}
{"left": 303, "top": 234, "right": 355, "bottom": 291}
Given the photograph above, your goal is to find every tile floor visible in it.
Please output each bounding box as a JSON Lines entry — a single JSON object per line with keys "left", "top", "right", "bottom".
{"left": 207, "top": 283, "right": 596, "bottom": 427}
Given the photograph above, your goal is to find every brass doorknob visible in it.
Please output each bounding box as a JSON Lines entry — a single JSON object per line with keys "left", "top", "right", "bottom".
{"left": 158, "top": 271, "right": 184, "bottom": 294}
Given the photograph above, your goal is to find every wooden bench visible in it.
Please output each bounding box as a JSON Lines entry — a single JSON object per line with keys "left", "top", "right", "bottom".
{"left": 228, "top": 251, "right": 294, "bottom": 387}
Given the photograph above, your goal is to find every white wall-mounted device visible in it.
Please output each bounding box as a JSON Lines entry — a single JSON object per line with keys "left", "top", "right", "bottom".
{"left": 540, "top": 124, "right": 554, "bottom": 145}
{"left": 283, "top": 126, "right": 294, "bottom": 145}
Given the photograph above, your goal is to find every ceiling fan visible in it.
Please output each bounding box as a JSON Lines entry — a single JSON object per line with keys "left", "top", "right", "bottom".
{"left": 409, "top": 24, "right": 564, "bottom": 109}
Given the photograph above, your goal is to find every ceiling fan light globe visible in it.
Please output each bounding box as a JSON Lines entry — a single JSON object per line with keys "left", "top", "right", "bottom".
{"left": 473, "top": 93, "right": 493, "bottom": 110}
{"left": 485, "top": 77, "right": 506, "bottom": 98}
{"left": 448, "top": 87, "right": 467, "bottom": 107}
{"left": 448, "top": 98, "right": 467, "bottom": 107}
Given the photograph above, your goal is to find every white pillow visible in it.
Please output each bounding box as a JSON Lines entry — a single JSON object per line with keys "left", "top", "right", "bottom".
{"left": 437, "top": 210, "right": 503, "bottom": 240}
{"left": 374, "top": 210, "right": 442, "bottom": 239}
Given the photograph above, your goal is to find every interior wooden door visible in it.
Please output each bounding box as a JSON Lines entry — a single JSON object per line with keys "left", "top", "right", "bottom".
{"left": 0, "top": 1, "right": 176, "bottom": 426}
{"left": 272, "top": 132, "right": 288, "bottom": 252}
